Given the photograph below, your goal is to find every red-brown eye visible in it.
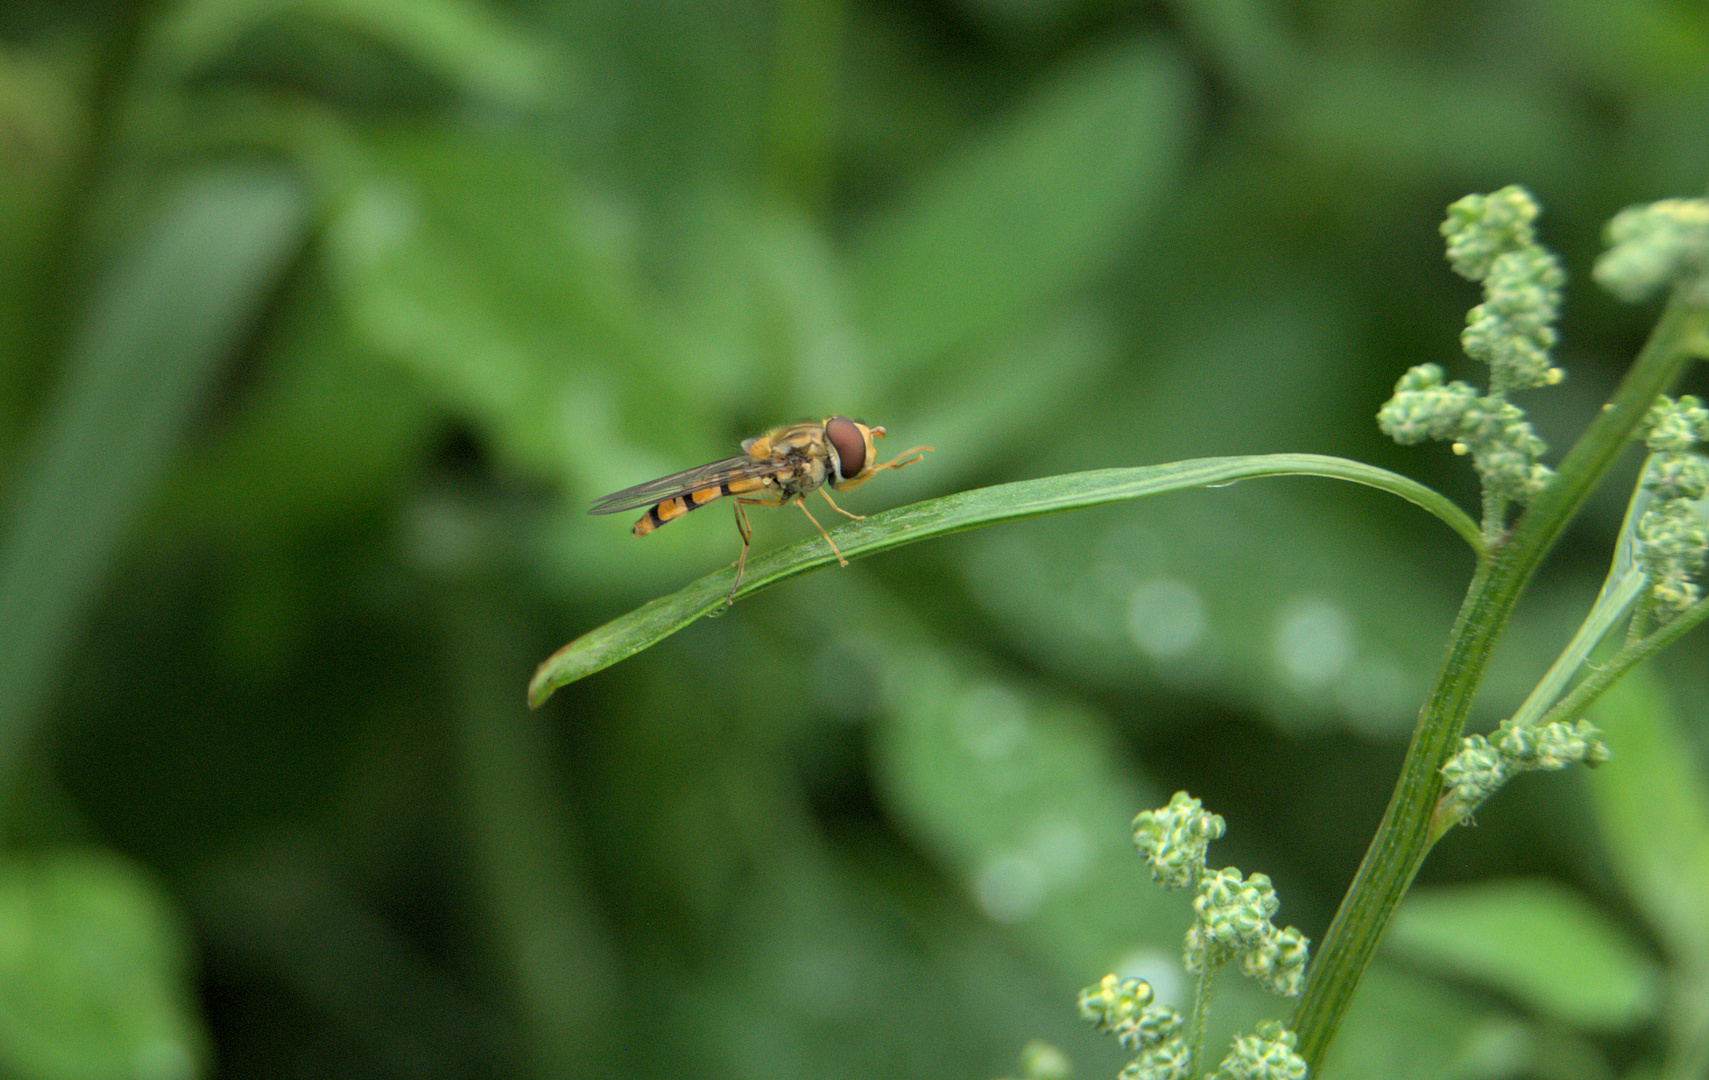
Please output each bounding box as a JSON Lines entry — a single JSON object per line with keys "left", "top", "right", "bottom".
{"left": 825, "top": 416, "right": 867, "bottom": 479}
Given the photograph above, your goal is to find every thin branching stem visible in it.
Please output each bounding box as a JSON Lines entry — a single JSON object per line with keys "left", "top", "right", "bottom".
{"left": 1291, "top": 292, "right": 1709, "bottom": 1072}
{"left": 1187, "top": 958, "right": 1220, "bottom": 1072}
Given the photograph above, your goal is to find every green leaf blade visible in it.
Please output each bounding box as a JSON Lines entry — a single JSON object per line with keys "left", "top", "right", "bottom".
{"left": 1587, "top": 666, "right": 1709, "bottom": 966}
{"left": 0, "top": 849, "right": 209, "bottom": 1080}
{"left": 850, "top": 37, "right": 1197, "bottom": 365}
{"left": 0, "top": 165, "right": 310, "bottom": 766}
{"left": 530, "top": 453, "right": 1476, "bottom": 706}
{"left": 1387, "top": 879, "right": 1660, "bottom": 1032}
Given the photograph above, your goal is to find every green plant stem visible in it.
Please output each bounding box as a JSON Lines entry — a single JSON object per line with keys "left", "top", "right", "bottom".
{"left": 1534, "top": 595, "right": 1709, "bottom": 735}
{"left": 1188, "top": 959, "right": 1220, "bottom": 1073}
{"left": 1290, "top": 293, "right": 1709, "bottom": 1073}
{"left": 1479, "top": 486, "right": 1507, "bottom": 543}
{"left": 1415, "top": 592, "right": 1709, "bottom": 849}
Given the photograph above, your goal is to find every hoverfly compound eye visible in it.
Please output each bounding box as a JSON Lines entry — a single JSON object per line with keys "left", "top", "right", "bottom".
{"left": 825, "top": 416, "right": 867, "bottom": 479}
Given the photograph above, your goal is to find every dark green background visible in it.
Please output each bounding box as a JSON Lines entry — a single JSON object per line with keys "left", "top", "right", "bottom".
{"left": 1, "top": 1, "right": 1705, "bottom": 1078}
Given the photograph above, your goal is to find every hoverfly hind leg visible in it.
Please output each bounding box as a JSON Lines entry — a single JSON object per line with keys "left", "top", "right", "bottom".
{"left": 711, "top": 497, "right": 765, "bottom": 613}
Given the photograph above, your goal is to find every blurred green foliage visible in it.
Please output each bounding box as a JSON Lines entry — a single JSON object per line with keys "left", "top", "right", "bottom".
{"left": 1, "top": 1, "right": 1707, "bottom": 1078}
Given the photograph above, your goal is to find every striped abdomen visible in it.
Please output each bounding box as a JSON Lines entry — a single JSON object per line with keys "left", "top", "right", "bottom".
{"left": 631, "top": 472, "right": 788, "bottom": 537}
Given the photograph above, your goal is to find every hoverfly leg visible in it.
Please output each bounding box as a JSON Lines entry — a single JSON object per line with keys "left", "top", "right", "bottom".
{"left": 880, "top": 445, "right": 933, "bottom": 473}
{"left": 817, "top": 488, "right": 865, "bottom": 523}
{"left": 721, "top": 498, "right": 758, "bottom": 607}
{"left": 794, "top": 499, "right": 850, "bottom": 567}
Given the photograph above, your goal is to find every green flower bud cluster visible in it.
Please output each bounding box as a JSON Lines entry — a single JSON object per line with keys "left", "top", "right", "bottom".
{"left": 1083, "top": 795, "right": 1312, "bottom": 1080}
{"left": 1449, "top": 396, "right": 1553, "bottom": 503}
{"left": 1636, "top": 397, "right": 1709, "bottom": 616}
{"left": 1459, "top": 245, "right": 1565, "bottom": 391}
{"left": 1593, "top": 198, "right": 1709, "bottom": 306}
{"left": 1187, "top": 869, "right": 1276, "bottom": 964}
{"left": 1240, "top": 925, "right": 1311, "bottom": 998}
{"left": 1499, "top": 715, "right": 1613, "bottom": 770}
{"left": 1121, "top": 1039, "right": 1194, "bottom": 1080}
{"left": 1440, "top": 716, "right": 1612, "bottom": 824}
{"left": 1639, "top": 502, "right": 1709, "bottom": 613}
{"left": 1205, "top": 1021, "right": 1308, "bottom": 1080}
{"left": 1186, "top": 870, "right": 1308, "bottom": 997}
{"left": 1437, "top": 730, "right": 1505, "bottom": 812}
{"left": 1382, "top": 187, "right": 1569, "bottom": 511}
{"left": 1078, "top": 975, "right": 1189, "bottom": 1080}
{"left": 1078, "top": 975, "right": 1184, "bottom": 1052}
{"left": 1441, "top": 186, "right": 1567, "bottom": 393}
{"left": 1442, "top": 187, "right": 1539, "bottom": 281}
{"left": 1375, "top": 364, "right": 1478, "bottom": 443}
{"left": 1376, "top": 364, "right": 1553, "bottom": 503}
{"left": 1131, "top": 791, "right": 1226, "bottom": 891}
{"left": 1643, "top": 394, "right": 1709, "bottom": 457}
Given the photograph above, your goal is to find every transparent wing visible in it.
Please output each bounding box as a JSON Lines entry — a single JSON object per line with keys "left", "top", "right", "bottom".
{"left": 588, "top": 453, "right": 780, "bottom": 515}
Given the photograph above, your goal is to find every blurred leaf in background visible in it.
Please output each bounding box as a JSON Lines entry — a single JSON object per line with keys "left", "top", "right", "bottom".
{"left": 0, "top": 0, "right": 1706, "bottom": 1077}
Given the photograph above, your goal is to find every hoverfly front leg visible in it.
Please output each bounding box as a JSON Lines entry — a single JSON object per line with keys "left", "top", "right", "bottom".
{"left": 878, "top": 445, "right": 933, "bottom": 475}
{"left": 809, "top": 439, "right": 934, "bottom": 558}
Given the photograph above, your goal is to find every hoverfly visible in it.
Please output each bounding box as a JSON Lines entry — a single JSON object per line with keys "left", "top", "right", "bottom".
{"left": 590, "top": 416, "right": 932, "bottom": 603}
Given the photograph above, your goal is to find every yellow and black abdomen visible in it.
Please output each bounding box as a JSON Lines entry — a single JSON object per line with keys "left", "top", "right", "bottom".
{"left": 629, "top": 469, "right": 795, "bottom": 537}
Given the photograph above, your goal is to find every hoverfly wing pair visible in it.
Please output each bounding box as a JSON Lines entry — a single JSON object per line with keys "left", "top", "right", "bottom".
{"left": 590, "top": 416, "right": 931, "bottom": 604}
{"left": 586, "top": 453, "right": 774, "bottom": 533}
